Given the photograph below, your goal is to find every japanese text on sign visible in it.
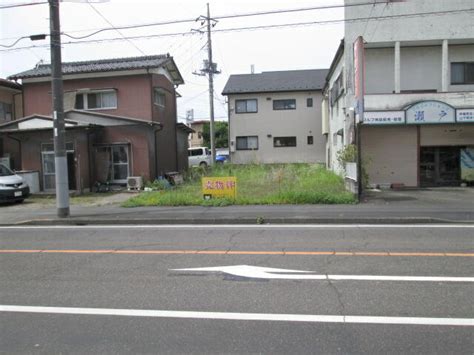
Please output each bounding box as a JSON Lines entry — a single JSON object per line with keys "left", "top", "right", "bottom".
{"left": 202, "top": 177, "right": 237, "bottom": 199}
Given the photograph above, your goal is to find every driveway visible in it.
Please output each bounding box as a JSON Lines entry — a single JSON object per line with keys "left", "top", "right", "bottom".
{"left": 363, "top": 187, "right": 474, "bottom": 208}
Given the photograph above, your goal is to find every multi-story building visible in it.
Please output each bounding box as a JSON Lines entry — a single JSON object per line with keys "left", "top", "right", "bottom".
{"left": 324, "top": 0, "right": 474, "bottom": 189}
{"left": 222, "top": 69, "right": 328, "bottom": 164}
{"left": 1, "top": 54, "right": 192, "bottom": 192}
{"left": 188, "top": 120, "right": 207, "bottom": 147}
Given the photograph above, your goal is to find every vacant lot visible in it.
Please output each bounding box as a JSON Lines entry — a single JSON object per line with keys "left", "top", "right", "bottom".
{"left": 124, "top": 164, "right": 355, "bottom": 207}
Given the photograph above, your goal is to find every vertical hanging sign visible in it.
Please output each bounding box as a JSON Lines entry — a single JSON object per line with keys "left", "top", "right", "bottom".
{"left": 353, "top": 36, "right": 365, "bottom": 123}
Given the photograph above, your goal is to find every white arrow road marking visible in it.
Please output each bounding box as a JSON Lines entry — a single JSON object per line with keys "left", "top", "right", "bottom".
{"left": 0, "top": 305, "right": 472, "bottom": 327}
{"left": 171, "top": 265, "right": 474, "bottom": 282}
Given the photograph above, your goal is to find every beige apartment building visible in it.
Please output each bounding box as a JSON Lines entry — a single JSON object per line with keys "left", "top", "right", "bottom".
{"left": 222, "top": 69, "right": 328, "bottom": 164}
{"left": 324, "top": 0, "right": 474, "bottom": 189}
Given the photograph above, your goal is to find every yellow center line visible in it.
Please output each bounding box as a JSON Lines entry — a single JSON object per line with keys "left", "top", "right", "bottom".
{"left": 0, "top": 249, "right": 473, "bottom": 257}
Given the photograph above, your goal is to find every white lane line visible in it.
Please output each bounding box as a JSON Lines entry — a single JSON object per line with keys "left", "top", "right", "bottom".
{"left": 173, "top": 265, "right": 474, "bottom": 282}
{"left": 1, "top": 305, "right": 472, "bottom": 327}
{"left": 0, "top": 224, "right": 474, "bottom": 229}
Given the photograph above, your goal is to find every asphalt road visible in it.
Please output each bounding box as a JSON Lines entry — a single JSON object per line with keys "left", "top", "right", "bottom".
{"left": 1, "top": 224, "right": 473, "bottom": 354}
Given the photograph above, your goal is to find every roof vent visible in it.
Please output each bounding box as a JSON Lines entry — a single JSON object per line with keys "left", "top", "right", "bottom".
{"left": 251, "top": 64, "right": 255, "bottom": 74}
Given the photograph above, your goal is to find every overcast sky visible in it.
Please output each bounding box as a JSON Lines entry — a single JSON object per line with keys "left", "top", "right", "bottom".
{"left": 0, "top": 0, "right": 344, "bottom": 121}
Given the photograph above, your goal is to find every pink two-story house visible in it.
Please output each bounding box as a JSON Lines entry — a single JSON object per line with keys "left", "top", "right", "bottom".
{"left": 1, "top": 54, "right": 192, "bottom": 192}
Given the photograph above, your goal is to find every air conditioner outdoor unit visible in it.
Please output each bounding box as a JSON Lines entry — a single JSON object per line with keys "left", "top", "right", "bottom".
{"left": 127, "top": 176, "right": 143, "bottom": 191}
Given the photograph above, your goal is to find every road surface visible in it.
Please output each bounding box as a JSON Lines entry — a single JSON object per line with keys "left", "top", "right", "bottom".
{"left": 1, "top": 224, "right": 473, "bottom": 353}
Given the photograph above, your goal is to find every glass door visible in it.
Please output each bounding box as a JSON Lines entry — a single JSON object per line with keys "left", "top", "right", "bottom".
{"left": 95, "top": 145, "right": 129, "bottom": 184}
{"left": 42, "top": 152, "right": 56, "bottom": 191}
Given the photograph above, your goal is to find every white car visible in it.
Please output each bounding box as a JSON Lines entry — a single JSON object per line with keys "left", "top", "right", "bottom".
{"left": 188, "top": 147, "right": 211, "bottom": 167}
{"left": 0, "top": 164, "right": 30, "bottom": 204}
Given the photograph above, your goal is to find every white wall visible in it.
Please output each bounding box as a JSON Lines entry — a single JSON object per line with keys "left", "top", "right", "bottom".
{"left": 345, "top": 0, "right": 474, "bottom": 44}
{"left": 365, "top": 48, "right": 395, "bottom": 94}
{"left": 401, "top": 46, "right": 442, "bottom": 92}
{"left": 228, "top": 91, "right": 325, "bottom": 164}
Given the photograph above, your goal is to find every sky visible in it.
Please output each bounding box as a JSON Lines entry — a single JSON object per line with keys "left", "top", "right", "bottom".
{"left": 0, "top": 0, "right": 345, "bottom": 121}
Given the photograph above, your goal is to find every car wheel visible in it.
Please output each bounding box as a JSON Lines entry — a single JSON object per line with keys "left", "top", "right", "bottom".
{"left": 15, "top": 199, "right": 24, "bottom": 204}
{"left": 199, "top": 162, "right": 208, "bottom": 167}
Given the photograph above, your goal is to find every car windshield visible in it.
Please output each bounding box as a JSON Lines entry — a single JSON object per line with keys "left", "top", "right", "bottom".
{"left": 0, "top": 164, "right": 14, "bottom": 177}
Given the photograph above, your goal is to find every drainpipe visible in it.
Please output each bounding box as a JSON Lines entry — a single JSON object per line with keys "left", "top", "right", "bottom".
{"left": 86, "top": 128, "right": 93, "bottom": 192}
{"left": 153, "top": 123, "right": 163, "bottom": 178}
{"left": 12, "top": 92, "right": 22, "bottom": 120}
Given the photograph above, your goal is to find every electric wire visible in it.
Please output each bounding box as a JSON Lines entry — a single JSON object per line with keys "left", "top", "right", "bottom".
{"left": 2, "top": 7, "right": 471, "bottom": 52}
{"left": 87, "top": 2, "right": 146, "bottom": 55}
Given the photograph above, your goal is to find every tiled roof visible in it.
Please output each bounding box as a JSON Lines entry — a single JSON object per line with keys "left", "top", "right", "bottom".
{"left": 0, "top": 78, "right": 22, "bottom": 91}
{"left": 8, "top": 54, "right": 180, "bottom": 81}
{"left": 222, "top": 69, "right": 329, "bottom": 95}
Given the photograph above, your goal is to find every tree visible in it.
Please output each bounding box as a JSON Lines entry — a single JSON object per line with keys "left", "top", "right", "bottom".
{"left": 202, "top": 121, "right": 228, "bottom": 148}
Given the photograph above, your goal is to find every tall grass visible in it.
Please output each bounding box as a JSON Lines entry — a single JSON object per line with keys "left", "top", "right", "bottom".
{"left": 123, "top": 164, "right": 355, "bottom": 207}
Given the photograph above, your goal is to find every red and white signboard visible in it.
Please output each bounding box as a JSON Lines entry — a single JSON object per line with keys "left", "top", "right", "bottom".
{"left": 353, "top": 36, "right": 365, "bottom": 123}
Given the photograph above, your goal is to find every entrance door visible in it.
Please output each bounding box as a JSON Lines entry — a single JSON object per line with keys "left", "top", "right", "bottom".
{"left": 41, "top": 143, "right": 76, "bottom": 191}
{"left": 420, "top": 147, "right": 460, "bottom": 187}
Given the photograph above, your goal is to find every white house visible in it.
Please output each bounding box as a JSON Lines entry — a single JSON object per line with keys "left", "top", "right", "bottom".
{"left": 222, "top": 69, "right": 328, "bottom": 164}
{"left": 324, "top": 0, "right": 474, "bottom": 189}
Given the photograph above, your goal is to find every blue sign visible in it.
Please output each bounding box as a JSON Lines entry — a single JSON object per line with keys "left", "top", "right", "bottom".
{"left": 406, "top": 101, "right": 455, "bottom": 124}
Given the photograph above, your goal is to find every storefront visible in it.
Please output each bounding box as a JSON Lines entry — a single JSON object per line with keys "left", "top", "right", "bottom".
{"left": 362, "top": 101, "right": 474, "bottom": 188}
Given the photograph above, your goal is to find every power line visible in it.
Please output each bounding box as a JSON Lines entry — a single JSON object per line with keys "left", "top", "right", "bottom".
{"left": 0, "top": 1, "right": 47, "bottom": 9}
{"left": 0, "top": 1, "right": 382, "bottom": 41}
{"left": 2, "top": 7, "right": 473, "bottom": 52}
{"left": 87, "top": 2, "right": 146, "bottom": 55}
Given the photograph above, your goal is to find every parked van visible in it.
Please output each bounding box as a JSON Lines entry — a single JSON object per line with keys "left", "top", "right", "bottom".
{"left": 0, "top": 163, "right": 30, "bottom": 203}
{"left": 188, "top": 147, "right": 211, "bottom": 167}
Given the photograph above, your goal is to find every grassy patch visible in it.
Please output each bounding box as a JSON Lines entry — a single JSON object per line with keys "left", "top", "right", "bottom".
{"left": 123, "top": 164, "right": 355, "bottom": 207}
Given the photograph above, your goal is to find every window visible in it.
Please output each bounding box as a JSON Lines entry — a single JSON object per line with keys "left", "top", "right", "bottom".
{"left": 236, "top": 136, "right": 258, "bottom": 150}
{"left": 307, "top": 98, "right": 313, "bottom": 107}
{"left": 0, "top": 102, "right": 13, "bottom": 121}
{"left": 307, "top": 136, "right": 314, "bottom": 145}
{"left": 330, "top": 73, "right": 344, "bottom": 106}
{"left": 451, "top": 62, "right": 474, "bottom": 85}
{"left": 235, "top": 99, "right": 257, "bottom": 113}
{"left": 188, "top": 148, "right": 206, "bottom": 157}
{"left": 273, "top": 99, "right": 296, "bottom": 110}
{"left": 95, "top": 145, "right": 129, "bottom": 183}
{"left": 75, "top": 90, "right": 117, "bottom": 110}
{"left": 154, "top": 89, "right": 166, "bottom": 107}
{"left": 274, "top": 136, "right": 296, "bottom": 147}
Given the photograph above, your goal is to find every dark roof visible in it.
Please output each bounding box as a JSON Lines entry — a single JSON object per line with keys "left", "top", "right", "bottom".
{"left": 8, "top": 54, "right": 184, "bottom": 84}
{"left": 222, "top": 69, "right": 329, "bottom": 95}
{"left": 177, "top": 123, "right": 194, "bottom": 133}
{"left": 324, "top": 39, "right": 345, "bottom": 91}
{"left": 0, "top": 78, "right": 22, "bottom": 91}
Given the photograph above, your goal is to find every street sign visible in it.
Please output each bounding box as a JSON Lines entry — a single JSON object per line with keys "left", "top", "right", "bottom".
{"left": 171, "top": 265, "right": 474, "bottom": 282}
{"left": 202, "top": 177, "right": 236, "bottom": 199}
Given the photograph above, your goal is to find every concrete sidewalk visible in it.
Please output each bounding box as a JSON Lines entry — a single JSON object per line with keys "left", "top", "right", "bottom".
{"left": 0, "top": 188, "right": 472, "bottom": 225}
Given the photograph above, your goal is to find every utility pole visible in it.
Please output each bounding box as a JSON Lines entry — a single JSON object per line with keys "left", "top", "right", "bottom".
{"left": 194, "top": 3, "right": 220, "bottom": 165}
{"left": 49, "top": 0, "right": 70, "bottom": 217}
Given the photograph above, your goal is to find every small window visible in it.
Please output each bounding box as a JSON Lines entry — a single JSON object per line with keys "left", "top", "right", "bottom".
{"left": 451, "top": 62, "right": 474, "bottom": 85}
{"left": 154, "top": 89, "right": 166, "bottom": 107}
{"left": 236, "top": 136, "right": 258, "bottom": 150}
{"left": 274, "top": 136, "right": 296, "bottom": 147}
{"left": 307, "top": 98, "right": 313, "bottom": 107}
{"left": 0, "top": 102, "right": 12, "bottom": 121}
{"left": 273, "top": 99, "right": 296, "bottom": 110}
{"left": 74, "top": 90, "right": 117, "bottom": 110}
{"left": 307, "top": 136, "right": 313, "bottom": 145}
{"left": 235, "top": 99, "right": 258, "bottom": 113}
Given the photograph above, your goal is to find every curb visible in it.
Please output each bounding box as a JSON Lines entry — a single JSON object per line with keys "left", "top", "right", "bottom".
{"left": 4, "top": 217, "right": 473, "bottom": 226}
